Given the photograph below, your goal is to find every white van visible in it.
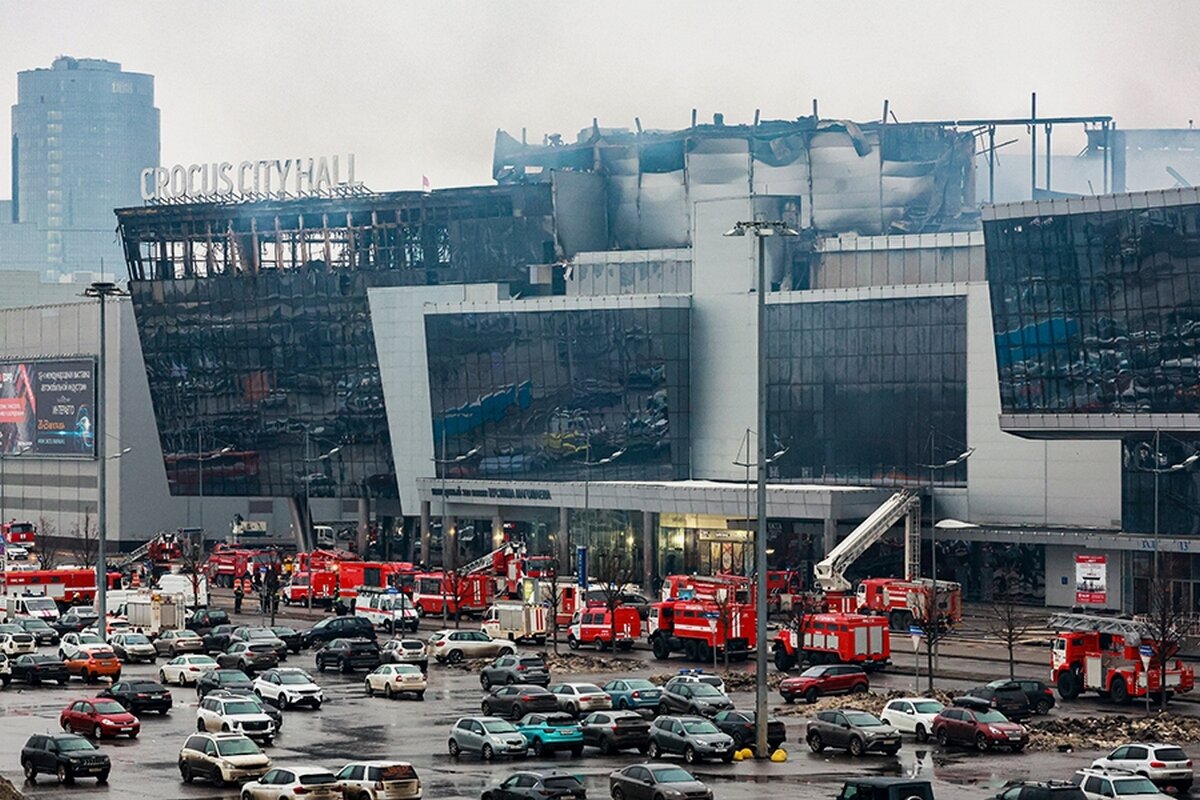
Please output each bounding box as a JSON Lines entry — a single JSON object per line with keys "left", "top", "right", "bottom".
{"left": 355, "top": 588, "right": 419, "bottom": 633}
{"left": 4, "top": 594, "right": 60, "bottom": 622}
{"left": 157, "top": 574, "right": 208, "bottom": 609}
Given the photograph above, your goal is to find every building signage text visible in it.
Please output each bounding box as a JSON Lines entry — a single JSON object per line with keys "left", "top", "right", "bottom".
{"left": 431, "top": 485, "right": 553, "bottom": 501}
{"left": 141, "top": 154, "right": 362, "bottom": 202}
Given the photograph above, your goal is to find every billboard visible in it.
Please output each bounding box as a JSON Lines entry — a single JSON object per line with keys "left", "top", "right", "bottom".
{"left": 0, "top": 359, "right": 96, "bottom": 458}
{"left": 1074, "top": 554, "right": 1108, "bottom": 606}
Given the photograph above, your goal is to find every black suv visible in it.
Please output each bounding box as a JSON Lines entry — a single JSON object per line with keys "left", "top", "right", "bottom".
{"left": 838, "top": 778, "right": 934, "bottom": 800}
{"left": 301, "top": 615, "right": 376, "bottom": 648}
{"left": 991, "top": 782, "right": 1086, "bottom": 800}
{"left": 186, "top": 608, "right": 231, "bottom": 635}
{"left": 15, "top": 616, "right": 60, "bottom": 646}
{"left": 315, "top": 638, "right": 381, "bottom": 673}
{"left": 955, "top": 683, "right": 1032, "bottom": 721}
{"left": 989, "top": 678, "right": 1056, "bottom": 715}
{"left": 20, "top": 733, "right": 111, "bottom": 784}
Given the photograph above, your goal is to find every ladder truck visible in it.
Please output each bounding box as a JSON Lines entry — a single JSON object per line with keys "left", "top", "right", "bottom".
{"left": 1050, "top": 612, "right": 1195, "bottom": 704}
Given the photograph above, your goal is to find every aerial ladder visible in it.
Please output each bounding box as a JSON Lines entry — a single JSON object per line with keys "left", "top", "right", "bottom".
{"left": 814, "top": 490, "right": 922, "bottom": 595}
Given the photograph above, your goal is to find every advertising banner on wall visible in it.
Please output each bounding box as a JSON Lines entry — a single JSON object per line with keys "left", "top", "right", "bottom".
{"left": 0, "top": 359, "right": 96, "bottom": 458}
{"left": 1074, "top": 554, "right": 1108, "bottom": 605}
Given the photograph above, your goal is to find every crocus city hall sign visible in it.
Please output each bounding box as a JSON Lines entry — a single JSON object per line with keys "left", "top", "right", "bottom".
{"left": 141, "top": 154, "right": 362, "bottom": 202}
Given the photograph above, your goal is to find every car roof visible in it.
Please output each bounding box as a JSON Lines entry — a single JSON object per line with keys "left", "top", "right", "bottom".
{"left": 342, "top": 760, "right": 415, "bottom": 768}
{"left": 888, "top": 696, "right": 942, "bottom": 703}
{"left": 270, "top": 764, "right": 333, "bottom": 775}
{"left": 843, "top": 778, "right": 933, "bottom": 787}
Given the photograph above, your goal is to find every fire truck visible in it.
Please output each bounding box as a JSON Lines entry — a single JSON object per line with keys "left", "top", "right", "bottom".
{"left": 569, "top": 604, "right": 641, "bottom": 651}
{"left": 281, "top": 569, "right": 338, "bottom": 607}
{"left": 205, "top": 545, "right": 279, "bottom": 587}
{"left": 412, "top": 571, "right": 493, "bottom": 618}
{"left": 1050, "top": 612, "right": 1195, "bottom": 704}
{"left": 518, "top": 576, "right": 585, "bottom": 627}
{"left": 335, "top": 561, "right": 416, "bottom": 600}
{"left": 771, "top": 612, "right": 891, "bottom": 671}
{"left": 648, "top": 598, "right": 755, "bottom": 662}
{"left": 2, "top": 568, "right": 121, "bottom": 607}
{"left": 1, "top": 520, "right": 36, "bottom": 547}
{"left": 660, "top": 575, "right": 749, "bottom": 604}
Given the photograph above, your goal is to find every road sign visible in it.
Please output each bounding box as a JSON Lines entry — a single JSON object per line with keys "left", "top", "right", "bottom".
{"left": 910, "top": 625, "right": 924, "bottom": 652}
{"left": 576, "top": 547, "right": 588, "bottom": 589}
{"left": 1139, "top": 644, "right": 1152, "bottom": 670}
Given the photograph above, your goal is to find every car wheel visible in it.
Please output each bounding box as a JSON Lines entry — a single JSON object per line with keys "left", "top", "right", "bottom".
{"left": 848, "top": 737, "right": 864, "bottom": 757}
{"left": 617, "top": 698, "right": 629, "bottom": 710}
{"left": 197, "top": 719, "right": 205, "bottom": 732}
{"left": 1011, "top": 743, "right": 1025, "bottom": 753}
{"left": 532, "top": 737, "right": 545, "bottom": 756}
{"left": 505, "top": 675, "right": 516, "bottom": 685}
{"left": 448, "top": 738, "right": 460, "bottom": 757}
{"left": 684, "top": 745, "right": 697, "bottom": 764}
{"left": 482, "top": 702, "right": 492, "bottom": 715}
{"left": 481, "top": 674, "right": 492, "bottom": 690}
{"left": 97, "top": 770, "right": 109, "bottom": 784}
{"left": 852, "top": 683, "right": 868, "bottom": 694}
{"left": 93, "top": 724, "right": 103, "bottom": 740}
{"left": 385, "top": 684, "right": 394, "bottom": 699}
{"left": 159, "top": 669, "right": 167, "bottom": 682}
{"left": 570, "top": 745, "right": 583, "bottom": 757}
{"left": 180, "top": 763, "right": 192, "bottom": 783}
{"left": 975, "top": 733, "right": 990, "bottom": 752}
{"left": 57, "top": 764, "right": 71, "bottom": 784}
{"left": 804, "top": 687, "right": 819, "bottom": 703}
{"left": 1036, "top": 698, "right": 1052, "bottom": 715}
{"left": 365, "top": 680, "right": 374, "bottom": 696}
{"left": 317, "top": 660, "right": 326, "bottom": 673}
{"left": 612, "top": 787, "right": 626, "bottom": 800}
{"left": 936, "top": 727, "right": 948, "bottom": 746}
{"left": 22, "top": 760, "right": 36, "bottom": 781}
{"left": 499, "top": 646, "right": 516, "bottom": 656}
{"left": 82, "top": 669, "right": 92, "bottom": 683}
{"left": 648, "top": 741, "right": 661, "bottom": 759}
{"left": 731, "top": 732, "right": 745, "bottom": 750}
{"left": 511, "top": 704, "right": 524, "bottom": 721}
{"left": 447, "top": 649, "right": 464, "bottom": 664}
{"left": 807, "top": 732, "right": 825, "bottom": 753}
{"left": 915, "top": 724, "right": 928, "bottom": 743}
{"left": 600, "top": 736, "right": 614, "bottom": 755}
{"left": 482, "top": 743, "right": 495, "bottom": 761}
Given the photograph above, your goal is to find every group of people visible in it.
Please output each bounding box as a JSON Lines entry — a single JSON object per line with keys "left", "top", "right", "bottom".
{"left": 232, "top": 568, "right": 280, "bottom": 615}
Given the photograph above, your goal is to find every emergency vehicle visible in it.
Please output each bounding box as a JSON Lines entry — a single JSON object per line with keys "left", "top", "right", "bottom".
{"left": 647, "top": 598, "right": 755, "bottom": 662}
{"left": 853, "top": 577, "right": 963, "bottom": 631}
{"left": 569, "top": 604, "right": 640, "bottom": 651}
{"left": 771, "top": 612, "right": 891, "bottom": 670}
{"left": 411, "top": 571, "right": 493, "bottom": 618}
{"left": 1, "top": 520, "right": 36, "bottom": 547}
{"left": 517, "top": 576, "right": 585, "bottom": 627}
{"left": 281, "top": 570, "right": 338, "bottom": 607}
{"left": 1, "top": 567, "right": 121, "bottom": 607}
{"left": 482, "top": 602, "right": 549, "bottom": 644}
{"left": 355, "top": 586, "right": 420, "bottom": 633}
{"left": 334, "top": 561, "right": 416, "bottom": 599}
{"left": 1050, "top": 612, "right": 1195, "bottom": 704}
{"left": 205, "top": 545, "right": 278, "bottom": 587}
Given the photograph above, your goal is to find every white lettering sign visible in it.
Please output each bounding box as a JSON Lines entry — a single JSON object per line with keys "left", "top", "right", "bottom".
{"left": 140, "top": 155, "right": 362, "bottom": 202}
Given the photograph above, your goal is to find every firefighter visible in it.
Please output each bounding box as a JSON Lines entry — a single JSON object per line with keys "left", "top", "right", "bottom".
{"left": 233, "top": 577, "right": 244, "bottom": 614}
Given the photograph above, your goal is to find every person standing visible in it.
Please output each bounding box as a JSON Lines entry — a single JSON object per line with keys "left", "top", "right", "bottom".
{"left": 233, "top": 578, "right": 244, "bottom": 614}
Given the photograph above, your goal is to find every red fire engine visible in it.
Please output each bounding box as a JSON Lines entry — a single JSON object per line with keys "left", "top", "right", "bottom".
{"left": 412, "top": 571, "right": 493, "bottom": 618}
{"left": 1050, "top": 612, "right": 1195, "bottom": 704}
{"left": 335, "top": 561, "right": 416, "bottom": 599}
{"left": 659, "top": 575, "right": 749, "bottom": 604}
{"left": 2, "top": 568, "right": 121, "bottom": 606}
{"left": 648, "top": 598, "right": 756, "bottom": 662}
{"left": 569, "top": 604, "right": 641, "bottom": 651}
{"left": 853, "top": 577, "right": 963, "bottom": 631}
{"left": 1, "top": 520, "right": 36, "bottom": 547}
{"left": 771, "top": 612, "right": 891, "bottom": 670}
{"left": 205, "top": 545, "right": 279, "bottom": 587}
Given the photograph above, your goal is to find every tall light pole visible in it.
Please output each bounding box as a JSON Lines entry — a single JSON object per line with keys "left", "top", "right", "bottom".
{"left": 302, "top": 427, "right": 341, "bottom": 551}
{"left": 724, "top": 219, "right": 798, "bottom": 758}
{"left": 85, "top": 281, "right": 128, "bottom": 643}
{"left": 1145, "top": 430, "right": 1199, "bottom": 583}
{"left": 196, "top": 433, "right": 233, "bottom": 536}
{"left": 581, "top": 435, "right": 624, "bottom": 583}
{"left": 431, "top": 430, "right": 479, "bottom": 623}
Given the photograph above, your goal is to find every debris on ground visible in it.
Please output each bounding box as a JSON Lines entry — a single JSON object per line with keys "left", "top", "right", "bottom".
{"left": 450, "top": 651, "right": 641, "bottom": 674}
{"left": 1027, "top": 713, "right": 1200, "bottom": 752}
{"left": 771, "top": 689, "right": 957, "bottom": 717}
{"left": 0, "top": 775, "right": 26, "bottom": 800}
{"left": 648, "top": 671, "right": 789, "bottom": 691}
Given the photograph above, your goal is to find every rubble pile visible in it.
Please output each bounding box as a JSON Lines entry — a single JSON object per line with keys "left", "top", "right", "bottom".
{"left": 540, "top": 652, "right": 642, "bottom": 673}
{"left": 772, "top": 689, "right": 957, "bottom": 717}
{"left": 0, "top": 775, "right": 25, "bottom": 800}
{"left": 648, "top": 671, "right": 788, "bottom": 691}
{"left": 1027, "top": 713, "right": 1200, "bottom": 752}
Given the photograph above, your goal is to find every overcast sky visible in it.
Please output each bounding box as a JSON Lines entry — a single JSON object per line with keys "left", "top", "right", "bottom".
{"left": 1, "top": 1, "right": 1197, "bottom": 195}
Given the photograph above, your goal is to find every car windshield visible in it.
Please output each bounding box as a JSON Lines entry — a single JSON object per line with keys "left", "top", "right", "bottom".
{"left": 79, "top": 634, "right": 102, "bottom": 644}
{"left": 690, "top": 684, "right": 723, "bottom": 697}
{"left": 224, "top": 701, "right": 260, "bottom": 714}
{"left": 23, "top": 618, "right": 51, "bottom": 629}
{"left": 682, "top": 721, "right": 718, "bottom": 734}
{"left": 91, "top": 650, "right": 116, "bottom": 659}
{"left": 974, "top": 710, "right": 1009, "bottom": 723}
{"left": 626, "top": 679, "right": 656, "bottom": 690}
{"left": 375, "top": 764, "right": 417, "bottom": 781}
{"left": 482, "top": 720, "right": 517, "bottom": 733}
{"left": 93, "top": 701, "right": 126, "bottom": 714}
{"left": 278, "top": 673, "right": 311, "bottom": 684}
{"left": 178, "top": 631, "right": 201, "bottom": 639}
{"left": 574, "top": 684, "right": 603, "bottom": 693}
{"left": 272, "top": 628, "right": 296, "bottom": 636}
{"left": 190, "top": 656, "right": 217, "bottom": 665}
{"left": 56, "top": 737, "right": 95, "bottom": 752}
{"left": 131, "top": 682, "right": 161, "bottom": 691}
{"left": 123, "top": 635, "right": 151, "bottom": 645}
{"left": 844, "top": 712, "right": 884, "bottom": 727}
{"left": 24, "top": 599, "right": 57, "bottom": 611}
{"left": 799, "top": 667, "right": 827, "bottom": 678}
{"left": 1155, "top": 747, "right": 1189, "bottom": 761}
{"left": 216, "top": 738, "right": 262, "bottom": 757}
{"left": 651, "top": 768, "right": 695, "bottom": 783}
{"left": 1113, "top": 777, "right": 1160, "bottom": 795}
{"left": 914, "top": 701, "right": 944, "bottom": 713}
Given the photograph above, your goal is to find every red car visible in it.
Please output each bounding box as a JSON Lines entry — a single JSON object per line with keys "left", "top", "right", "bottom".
{"left": 59, "top": 697, "right": 140, "bottom": 739}
{"left": 932, "top": 705, "right": 1027, "bottom": 752}
{"left": 779, "top": 664, "right": 869, "bottom": 704}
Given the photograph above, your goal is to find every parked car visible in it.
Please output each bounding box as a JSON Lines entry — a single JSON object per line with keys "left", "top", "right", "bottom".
{"left": 0, "top": 629, "right": 37, "bottom": 655}
{"left": 448, "top": 716, "right": 530, "bottom": 760}
{"left": 204, "top": 624, "right": 239, "bottom": 654}
{"left": 712, "top": 710, "right": 786, "bottom": 753}
{"left": 270, "top": 626, "right": 303, "bottom": 654}
{"left": 880, "top": 697, "right": 946, "bottom": 742}
{"left": 20, "top": 733, "right": 110, "bottom": 784}
{"left": 836, "top": 778, "right": 935, "bottom": 800}
{"left": 196, "top": 693, "right": 276, "bottom": 744}
{"left": 217, "top": 641, "right": 280, "bottom": 674}
{"left": 806, "top": 709, "right": 901, "bottom": 757}
{"left": 59, "top": 697, "right": 140, "bottom": 739}
{"left": 254, "top": 667, "right": 324, "bottom": 709}
{"left": 602, "top": 678, "right": 662, "bottom": 712}
{"left": 957, "top": 682, "right": 1034, "bottom": 721}
{"left": 483, "top": 684, "right": 559, "bottom": 720}
{"left": 185, "top": 607, "right": 230, "bottom": 635}
{"left": 316, "top": 637, "right": 382, "bottom": 673}
{"left": 430, "top": 629, "right": 515, "bottom": 664}
{"left": 991, "top": 782, "right": 1087, "bottom": 800}
{"left": 547, "top": 682, "right": 613, "bottom": 715}
{"left": 482, "top": 770, "right": 587, "bottom": 800}
{"left": 159, "top": 653, "right": 218, "bottom": 685}
{"left": 1072, "top": 769, "right": 1169, "bottom": 800}
{"left": 381, "top": 637, "right": 429, "bottom": 671}
{"left": 155, "top": 628, "right": 205, "bottom": 657}
{"left": 196, "top": 667, "right": 254, "bottom": 699}
{"left": 178, "top": 731, "right": 271, "bottom": 787}
{"left": 933, "top": 706, "right": 1028, "bottom": 752}
{"left": 1091, "top": 743, "right": 1194, "bottom": 792}
{"left": 11, "top": 653, "right": 69, "bottom": 684}
{"left": 64, "top": 648, "right": 122, "bottom": 683}
{"left": 334, "top": 761, "right": 422, "bottom": 800}
{"left": 0, "top": 652, "right": 11, "bottom": 686}
{"left": 208, "top": 688, "right": 284, "bottom": 731}
{"left": 52, "top": 607, "right": 99, "bottom": 635}
{"left": 665, "top": 669, "right": 726, "bottom": 694}
{"left": 98, "top": 678, "right": 173, "bottom": 714}
{"left": 581, "top": 710, "right": 652, "bottom": 755}
{"left": 15, "top": 616, "right": 60, "bottom": 646}
{"left": 365, "top": 663, "right": 427, "bottom": 700}
{"left": 301, "top": 616, "right": 376, "bottom": 649}
{"left": 991, "top": 678, "right": 1056, "bottom": 715}
{"left": 481, "top": 654, "right": 551, "bottom": 689}
{"left": 780, "top": 664, "right": 869, "bottom": 704}
{"left": 648, "top": 715, "right": 734, "bottom": 764}
{"left": 241, "top": 765, "right": 340, "bottom": 800}
{"left": 57, "top": 631, "right": 104, "bottom": 660}
{"left": 609, "top": 764, "right": 712, "bottom": 800}
{"left": 109, "top": 632, "right": 157, "bottom": 663}
{"left": 660, "top": 678, "right": 733, "bottom": 717}
{"left": 515, "top": 712, "right": 584, "bottom": 756}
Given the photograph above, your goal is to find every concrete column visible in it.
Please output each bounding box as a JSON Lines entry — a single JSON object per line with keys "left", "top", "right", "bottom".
{"left": 492, "top": 513, "right": 505, "bottom": 549}
{"left": 822, "top": 516, "right": 838, "bottom": 558}
{"left": 419, "top": 501, "right": 431, "bottom": 567}
{"left": 558, "top": 506, "right": 570, "bottom": 572}
{"left": 445, "top": 516, "right": 458, "bottom": 571}
{"left": 642, "top": 511, "right": 656, "bottom": 595}
{"left": 356, "top": 498, "right": 370, "bottom": 557}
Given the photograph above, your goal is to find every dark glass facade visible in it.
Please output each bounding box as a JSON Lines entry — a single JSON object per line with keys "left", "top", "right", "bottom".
{"left": 985, "top": 202, "right": 1200, "bottom": 415}
{"left": 1121, "top": 435, "right": 1200, "bottom": 534}
{"left": 424, "top": 306, "right": 689, "bottom": 481}
{"left": 765, "top": 296, "right": 968, "bottom": 485}
{"left": 130, "top": 271, "right": 405, "bottom": 498}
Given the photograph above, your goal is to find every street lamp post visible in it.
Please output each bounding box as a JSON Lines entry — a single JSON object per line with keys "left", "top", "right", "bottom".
{"left": 724, "top": 219, "right": 798, "bottom": 758}
{"left": 196, "top": 433, "right": 233, "bottom": 536}
{"left": 581, "top": 434, "right": 624, "bottom": 583}
{"left": 431, "top": 429, "right": 479, "bottom": 623}
{"left": 1148, "top": 430, "right": 1200, "bottom": 585}
{"left": 85, "top": 281, "right": 128, "bottom": 644}
{"left": 302, "top": 428, "right": 341, "bottom": 551}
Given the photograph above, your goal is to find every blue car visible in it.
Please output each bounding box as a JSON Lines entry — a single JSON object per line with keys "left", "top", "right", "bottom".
{"left": 515, "top": 712, "right": 584, "bottom": 756}
{"left": 604, "top": 678, "right": 663, "bottom": 711}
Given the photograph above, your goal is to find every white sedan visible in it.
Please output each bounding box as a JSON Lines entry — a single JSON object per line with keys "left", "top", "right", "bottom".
{"left": 254, "top": 668, "right": 324, "bottom": 709}
{"left": 241, "top": 765, "right": 340, "bottom": 800}
{"left": 159, "top": 654, "right": 219, "bottom": 686}
{"left": 880, "top": 697, "right": 945, "bottom": 742}
{"left": 547, "top": 682, "right": 613, "bottom": 714}
{"left": 364, "top": 664, "right": 427, "bottom": 700}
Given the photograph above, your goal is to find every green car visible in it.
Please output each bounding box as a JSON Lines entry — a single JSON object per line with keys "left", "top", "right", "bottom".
{"left": 515, "top": 712, "right": 584, "bottom": 757}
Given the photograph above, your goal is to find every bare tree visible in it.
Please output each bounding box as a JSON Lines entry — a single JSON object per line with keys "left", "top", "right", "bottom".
{"left": 986, "top": 586, "right": 1037, "bottom": 679}
{"left": 34, "top": 515, "right": 61, "bottom": 570}
{"left": 593, "top": 549, "right": 638, "bottom": 651}
{"left": 543, "top": 559, "right": 564, "bottom": 655}
{"left": 176, "top": 532, "right": 206, "bottom": 608}
{"left": 775, "top": 590, "right": 824, "bottom": 671}
{"left": 69, "top": 510, "right": 100, "bottom": 567}
{"left": 1144, "top": 574, "right": 1193, "bottom": 711}
{"left": 909, "top": 584, "right": 955, "bottom": 694}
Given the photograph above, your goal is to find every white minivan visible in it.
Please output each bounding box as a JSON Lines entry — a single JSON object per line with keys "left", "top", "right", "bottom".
{"left": 157, "top": 574, "right": 208, "bottom": 609}
{"left": 355, "top": 589, "right": 419, "bottom": 633}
